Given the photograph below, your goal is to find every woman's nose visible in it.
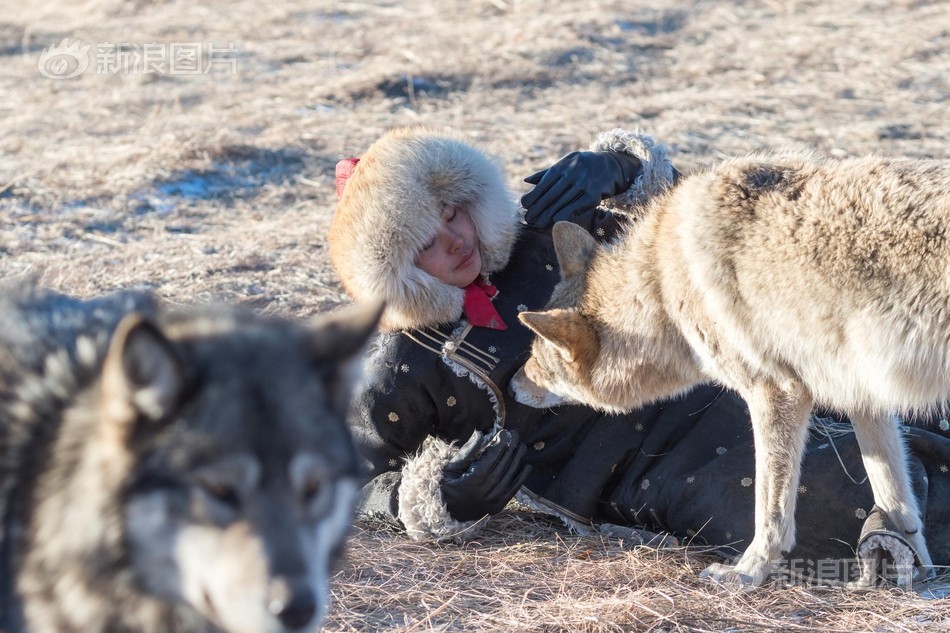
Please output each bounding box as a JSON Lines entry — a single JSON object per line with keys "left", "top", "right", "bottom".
{"left": 446, "top": 231, "right": 464, "bottom": 252}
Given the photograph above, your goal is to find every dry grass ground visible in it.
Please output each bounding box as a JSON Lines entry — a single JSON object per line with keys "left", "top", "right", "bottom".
{"left": 1, "top": 0, "right": 949, "bottom": 630}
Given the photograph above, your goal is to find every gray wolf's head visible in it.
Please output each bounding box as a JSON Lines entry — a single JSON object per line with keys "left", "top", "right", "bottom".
{"left": 25, "top": 299, "right": 382, "bottom": 633}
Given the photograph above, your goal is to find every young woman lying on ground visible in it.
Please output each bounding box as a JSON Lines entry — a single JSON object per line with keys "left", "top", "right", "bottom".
{"left": 328, "top": 125, "right": 950, "bottom": 585}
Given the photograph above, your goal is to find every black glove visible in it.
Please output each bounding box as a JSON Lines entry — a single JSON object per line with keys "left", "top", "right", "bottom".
{"left": 441, "top": 429, "right": 533, "bottom": 522}
{"left": 521, "top": 150, "right": 642, "bottom": 227}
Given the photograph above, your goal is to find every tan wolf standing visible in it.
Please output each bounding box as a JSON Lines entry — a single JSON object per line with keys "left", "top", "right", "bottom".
{"left": 510, "top": 149, "right": 950, "bottom": 586}
{"left": 0, "top": 282, "right": 380, "bottom": 632}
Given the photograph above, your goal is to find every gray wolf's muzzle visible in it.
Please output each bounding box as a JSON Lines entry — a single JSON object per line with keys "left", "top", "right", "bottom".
{"left": 268, "top": 576, "right": 317, "bottom": 631}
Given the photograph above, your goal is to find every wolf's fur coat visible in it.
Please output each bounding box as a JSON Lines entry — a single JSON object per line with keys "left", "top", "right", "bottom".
{"left": 0, "top": 283, "right": 380, "bottom": 632}
{"left": 511, "top": 149, "right": 950, "bottom": 586}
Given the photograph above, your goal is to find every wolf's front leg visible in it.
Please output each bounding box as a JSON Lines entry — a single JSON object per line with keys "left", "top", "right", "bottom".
{"left": 701, "top": 380, "right": 812, "bottom": 586}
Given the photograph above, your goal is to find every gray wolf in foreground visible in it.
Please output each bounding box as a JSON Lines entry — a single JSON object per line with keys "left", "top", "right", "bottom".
{"left": 511, "top": 150, "right": 950, "bottom": 587}
{"left": 0, "top": 283, "right": 380, "bottom": 632}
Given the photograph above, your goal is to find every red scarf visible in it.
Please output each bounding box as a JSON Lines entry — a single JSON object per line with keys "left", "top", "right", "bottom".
{"left": 463, "top": 276, "right": 507, "bottom": 330}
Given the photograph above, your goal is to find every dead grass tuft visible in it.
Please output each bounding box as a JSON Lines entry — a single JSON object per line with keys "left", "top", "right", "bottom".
{"left": 329, "top": 508, "right": 950, "bottom": 632}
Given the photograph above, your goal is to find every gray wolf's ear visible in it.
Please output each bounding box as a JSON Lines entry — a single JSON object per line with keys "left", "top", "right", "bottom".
{"left": 103, "top": 313, "right": 185, "bottom": 424}
{"left": 308, "top": 299, "right": 384, "bottom": 360}
{"left": 552, "top": 221, "right": 597, "bottom": 279}
{"left": 519, "top": 308, "right": 597, "bottom": 365}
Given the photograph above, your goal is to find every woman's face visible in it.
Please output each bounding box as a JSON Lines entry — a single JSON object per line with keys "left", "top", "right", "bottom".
{"left": 415, "top": 206, "right": 482, "bottom": 288}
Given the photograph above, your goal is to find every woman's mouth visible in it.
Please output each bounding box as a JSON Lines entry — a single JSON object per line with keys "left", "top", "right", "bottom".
{"left": 457, "top": 249, "right": 475, "bottom": 270}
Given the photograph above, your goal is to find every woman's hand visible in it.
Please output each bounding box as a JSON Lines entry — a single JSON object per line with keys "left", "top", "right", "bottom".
{"left": 441, "top": 429, "right": 533, "bottom": 521}
{"left": 521, "top": 150, "right": 642, "bottom": 227}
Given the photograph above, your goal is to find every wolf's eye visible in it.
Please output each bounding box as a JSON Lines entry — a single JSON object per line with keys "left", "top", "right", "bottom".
{"left": 300, "top": 477, "right": 322, "bottom": 504}
{"left": 291, "top": 454, "right": 332, "bottom": 516}
{"left": 202, "top": 482, "right": 241, "bottom": 509}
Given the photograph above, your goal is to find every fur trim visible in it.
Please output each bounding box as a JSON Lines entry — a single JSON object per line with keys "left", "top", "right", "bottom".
{"left": 854, "top": 505, "right": 922, "bottom": 588}
{"left": 398, "top": 435, "right": 483, "bottom": 543}
{"left": 589, "top": 128, "right": 678, "bottom": 209}
{"left": 856, "top": 534, "right": 918, "bottom": 588}
{"left": 329, "top": 127, "right": 519, "bottom": 331}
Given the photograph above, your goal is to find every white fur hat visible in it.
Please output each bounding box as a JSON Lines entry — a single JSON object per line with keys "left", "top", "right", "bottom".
{"left": 328, "top": 127, "right": 519, "bottom": 331}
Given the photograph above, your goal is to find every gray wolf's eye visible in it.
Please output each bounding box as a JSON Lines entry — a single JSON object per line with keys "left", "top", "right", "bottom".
{"left": 301, "top": 477, "right": 322, "bottom": 504}
{"left": 291, "top": 454, "right": 333, "bottom": 516}
{"left": 201, "top": 482, "right": 240, "bottom": 509}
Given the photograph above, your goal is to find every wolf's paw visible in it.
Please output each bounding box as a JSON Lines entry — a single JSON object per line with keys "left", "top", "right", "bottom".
{"left": 700, "top": 562, "right": 769, "bottom": 587}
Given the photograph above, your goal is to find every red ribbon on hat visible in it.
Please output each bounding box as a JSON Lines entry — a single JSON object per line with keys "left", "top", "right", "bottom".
{"left": 336, "top": 158, "right": 360, "bottom": 198}
{"left": 463, "top": 276, "right": 507, "bottom": 330}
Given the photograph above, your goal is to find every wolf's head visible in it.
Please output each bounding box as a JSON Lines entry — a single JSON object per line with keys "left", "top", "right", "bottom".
{"left": 509, "top": 221, "right": 699, "bottom": 413}
{"left": 22, "top": 300, "right": 382, "bottom": 633}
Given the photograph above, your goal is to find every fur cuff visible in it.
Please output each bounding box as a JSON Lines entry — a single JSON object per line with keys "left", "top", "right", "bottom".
{"left": 398, "top": 436, "right": 482, "bottom": 543}
{"left": 590, "top": 128, "right": 677, "bottom": 209}
{"left": 853, "top": 505, "right": 922, "bottom": 588}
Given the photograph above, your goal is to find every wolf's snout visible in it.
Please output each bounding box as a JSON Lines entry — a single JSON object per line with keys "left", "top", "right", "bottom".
{"left": 268, "top": 576, "right": 317, "bottom": 631}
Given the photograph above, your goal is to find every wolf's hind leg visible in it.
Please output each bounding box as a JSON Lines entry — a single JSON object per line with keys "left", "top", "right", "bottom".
{"left": 701, "top": 380, "right": 812, "bottom": 586}
{"left": 850, "top": 412, "right": 933, "bottom": 583}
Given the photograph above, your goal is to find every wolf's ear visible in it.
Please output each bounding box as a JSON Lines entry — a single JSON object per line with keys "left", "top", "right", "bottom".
{"left": 519, "top": 308, "right": 597, "bottom": 364}
{"left": 309, "top": 300, "right": 384, "bottom": 416}
{"left": 307, "top": 299, "right": 384, "bottom": 360}
{"left": 552, "top": 221, "right": 598, "bottom": 279}
{"left": 103, "top": 313, "right": 186, "bottom": 424}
